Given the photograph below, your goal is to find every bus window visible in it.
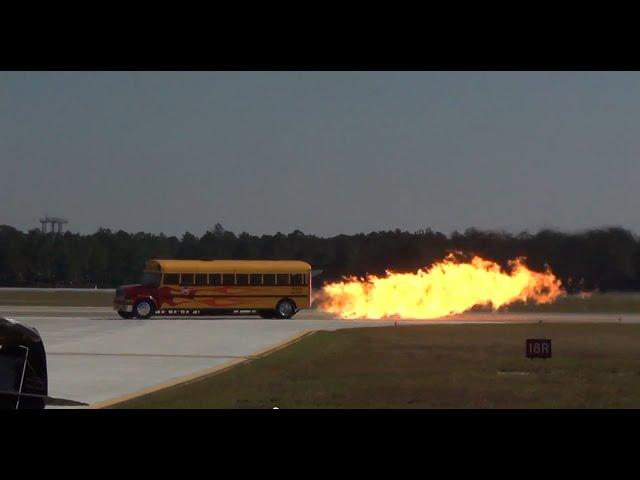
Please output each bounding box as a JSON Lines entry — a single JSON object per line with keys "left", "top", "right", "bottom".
{"left": 141, "top": 272, "right": 161, "bottom": 287}
{"left": 277, "top": 274, "right": 290, "bottom": 285}
{"left": 263, "top": 274, "right": 276, "bottom": 285}
{"left": 291, "top": 273, "right": 306, "bottom": 285}
{"left": 236, "top": 274, "right": 249, "bottom": 285}
{"left": 181, "top": 274, "right": 194, "bottom": 286}
{"left": 195, "top": 274, "right": 207, "bottom": 286}
{"left": 250, "top": 274, "right": 262, "bottom": 285}
{"left": 163, "top": 273, "right": 179, "bottom": 285}
{"left": 209, "top": 273, "right": 222, "bottom": 285}
{"left": 222, "top": 274, "right": 235, "bottom": 285}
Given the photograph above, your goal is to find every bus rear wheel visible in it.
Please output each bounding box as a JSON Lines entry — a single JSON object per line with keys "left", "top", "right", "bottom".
{"left": 117, "top": 311, "right": 135, "bottom": 319}
{"left": 134, "top": 300, "right": 155, "bottom": 319}
{"left": 275, "top": 299, "right": 296, "bottom": 319}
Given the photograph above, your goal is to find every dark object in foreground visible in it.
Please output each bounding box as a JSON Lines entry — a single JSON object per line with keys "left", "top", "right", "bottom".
{"left": 526, "top": 338, "right": 552, "bottom": 359}
{"left": 0, "top": 317, "right": 88, "bottom": 409}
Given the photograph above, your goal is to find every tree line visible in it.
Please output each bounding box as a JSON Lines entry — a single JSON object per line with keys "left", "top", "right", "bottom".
{"left": 1, "top": 223, "right": 639, "bottom": 292}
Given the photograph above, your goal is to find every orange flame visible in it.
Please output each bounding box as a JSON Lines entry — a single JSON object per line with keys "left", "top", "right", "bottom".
{"left": 318, "top": 254, "right": 564, "bottom": 319}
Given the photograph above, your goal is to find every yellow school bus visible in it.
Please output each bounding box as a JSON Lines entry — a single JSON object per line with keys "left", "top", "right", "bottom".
{"left": 114, "top": 259, "right": 312, "bottom": 319}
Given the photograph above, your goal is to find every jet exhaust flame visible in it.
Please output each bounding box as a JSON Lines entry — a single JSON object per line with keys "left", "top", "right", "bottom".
{"left": 318, "top": 253, "right": 564, "bottom": 319}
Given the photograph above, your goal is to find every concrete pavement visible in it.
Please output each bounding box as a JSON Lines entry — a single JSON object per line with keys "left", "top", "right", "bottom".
{"left": 2, "top": 306, "right": 638, "bottom": 407}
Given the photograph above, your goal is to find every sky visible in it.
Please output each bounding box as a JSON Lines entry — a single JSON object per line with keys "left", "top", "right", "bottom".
{"left": 0, "top": 71, "right": 639, "bottom": 238}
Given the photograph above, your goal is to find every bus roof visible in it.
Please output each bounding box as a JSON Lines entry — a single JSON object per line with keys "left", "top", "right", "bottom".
{"left": 146, "top": 259, "right": 312, "bottom": 274}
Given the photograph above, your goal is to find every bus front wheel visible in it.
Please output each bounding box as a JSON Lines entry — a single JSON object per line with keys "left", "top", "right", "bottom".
{"left": 134, "top": 300, "right": 155, "bottom": 319}
{"left": 275, "top": 299, "right": 296, "bottom": 319}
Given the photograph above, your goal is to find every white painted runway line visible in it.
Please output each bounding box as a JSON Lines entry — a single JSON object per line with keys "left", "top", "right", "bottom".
{"left": 2, "top": 306, "right": 639, "bottom": 407}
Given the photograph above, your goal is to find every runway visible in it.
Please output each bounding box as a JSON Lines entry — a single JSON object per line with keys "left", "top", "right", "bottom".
{"left": 2, "top": 306, "right": 638, "bottom": 408}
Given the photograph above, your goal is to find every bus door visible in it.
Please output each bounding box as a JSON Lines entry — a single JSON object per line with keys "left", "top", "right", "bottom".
{"left": 160, "top": 273, "right": 180, "bottom": 310}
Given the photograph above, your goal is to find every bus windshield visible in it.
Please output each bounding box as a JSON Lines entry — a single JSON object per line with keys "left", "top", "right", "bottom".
{"left": 141, "top": 272, "right": 161, "bottom": 286}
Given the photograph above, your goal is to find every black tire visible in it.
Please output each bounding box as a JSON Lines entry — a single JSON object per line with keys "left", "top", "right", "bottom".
{"left": 133, "top": 299, "right": 155, "bottom": 319}
{"left": 117, "top": 311, "right": 135, "bottom": 319}
{"left": 275, "top": 299, "right": 296, "bottom": 319}
{"left": 259, "top": 310, "right": 276, "bottom": 319}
